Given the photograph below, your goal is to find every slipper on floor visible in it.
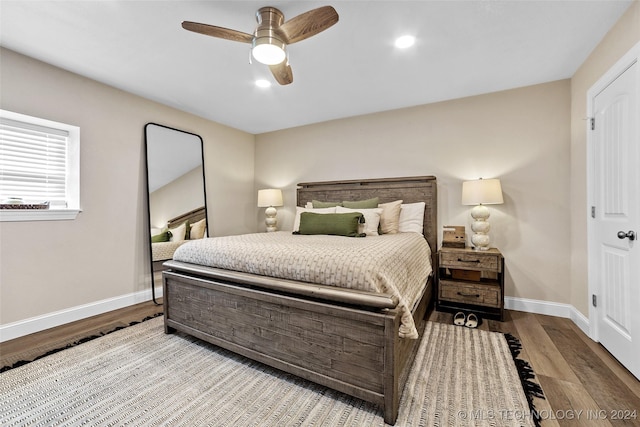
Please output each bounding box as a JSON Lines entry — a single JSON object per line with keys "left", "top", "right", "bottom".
{"left": 453, "top": 312, "right": 466, "bottom": 326}
{"left": 465, "top": 313, "right": 480, "bottom": 328}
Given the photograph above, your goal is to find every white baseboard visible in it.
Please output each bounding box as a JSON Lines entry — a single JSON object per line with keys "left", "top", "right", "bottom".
{"left": 505, "top": 296, "right": 590, "bottom": 335}
{"left": 505, "top": 296, "right": 572, "bottom": 317}
{"left": 1, "top": 291, "right": 588, "bottom": 343}
{"left": 0, "top": 286, "right": 163, "bottom": 343}
{"left": 569, "top": 306, "right": 591, "bottom": 337}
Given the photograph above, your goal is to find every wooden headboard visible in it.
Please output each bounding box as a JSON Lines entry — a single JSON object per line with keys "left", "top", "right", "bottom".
{"left": 297, "top": 176, "right": 438, "bottom": 262}
{"left": 167, "top": 206, "right": 206, "bottom": 228}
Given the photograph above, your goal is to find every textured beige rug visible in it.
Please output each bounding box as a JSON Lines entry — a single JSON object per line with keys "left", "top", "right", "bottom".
{"left": 0, "top": 317, "right": 542, "bottom": 426}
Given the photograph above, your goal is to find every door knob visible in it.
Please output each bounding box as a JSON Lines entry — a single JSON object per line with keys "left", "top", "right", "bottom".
{"left": 617, "top": 230, "right": 636, "bottom": 241}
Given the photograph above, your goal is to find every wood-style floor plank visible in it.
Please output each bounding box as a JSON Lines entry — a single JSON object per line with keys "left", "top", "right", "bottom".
{"left": 566, "top": 321, "right": 640, "bottom": 399}
{"left": 543, "top": 324, "right": 640, "bottom": 426}
{"left": 0, "top": 300, "right": 163, "bottom": 369}
{"left": 537, "top": 375, "right": 613, "bottom": 427}
{"left": 510, "top": 310, "right": 582, "bottom": 385}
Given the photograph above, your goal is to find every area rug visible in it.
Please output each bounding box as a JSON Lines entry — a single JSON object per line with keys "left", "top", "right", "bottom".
{"left": 0, "top": 317, "right": 543, "bottom": 426}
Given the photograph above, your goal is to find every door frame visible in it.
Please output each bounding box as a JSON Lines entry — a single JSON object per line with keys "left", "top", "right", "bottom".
{"left": 587, "top": 40, "right": 640, "bottom": 342}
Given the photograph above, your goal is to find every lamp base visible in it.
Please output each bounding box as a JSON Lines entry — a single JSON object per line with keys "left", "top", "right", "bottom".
{"left": 470, "top": 206, "right": 491, "bottom": 250}
{"left": 264, "top": 206, "right": 278, "bottom": 232}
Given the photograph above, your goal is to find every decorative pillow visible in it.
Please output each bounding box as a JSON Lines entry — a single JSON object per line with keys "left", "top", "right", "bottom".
{"left": 399, "top": 202, "right": 425, "bottom": 234}
{"left": 169, "top": 221, "right": 188, "bottom": 242}
{"left": 189, "top": 218, "right": 206, "bottom": 240}
{"left": 151, "top": 230, "right": 171, "bottom": 243}
{"left": 312, "top": 200, "right": 342, "bottom": 208}
{"left": 342, "top": 197, "right": 380, "bottom": 209}
{"left": 305, "top": 202, "right": 313, "bottom": 208}
{"left": 378, "top": 200, "right": 403, "bottom": 234}
{"left": 293, "top": 206, "right": 336, "bottom": 232}
{"left": 295, "top": 212, "right": 365, "bottom": 237}
{"left": 336, "top": 206, "right": 383, "bottom": 236}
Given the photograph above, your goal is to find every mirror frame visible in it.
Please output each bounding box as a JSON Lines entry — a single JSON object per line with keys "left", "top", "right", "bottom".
{"left": 144, "top": 123, "right": 208, "bottom": 304}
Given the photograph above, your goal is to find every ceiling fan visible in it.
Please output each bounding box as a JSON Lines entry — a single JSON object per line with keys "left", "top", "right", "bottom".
{"left": 182, "top": 6, "right": 339, "bottom": 86}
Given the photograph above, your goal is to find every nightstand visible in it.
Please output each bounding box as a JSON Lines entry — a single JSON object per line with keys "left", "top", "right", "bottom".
{"left": 437, "top": 247, "right": 504, "bottom": 321}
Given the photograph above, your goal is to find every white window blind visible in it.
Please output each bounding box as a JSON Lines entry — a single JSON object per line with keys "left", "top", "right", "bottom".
{"left": 0, "top": 117, "right": 69, "bottom": 206}
{"left": 0, "top": 110, "right": 80, "bottom": 221}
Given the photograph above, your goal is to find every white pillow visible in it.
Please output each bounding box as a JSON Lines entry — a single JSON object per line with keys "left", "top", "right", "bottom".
{"left": 336, "top": 206, "right": 383, "bottom": 236}
{"left": 399, "top": 202, "right": 425, "bottom": 234}
{"left": 305, "top": 202, "right": 313, "bottom": 208}
{"left": 378, "top": 200, "right": 403, "bottom": 234}
{"left": 293, "top": 207, "right": 336, "bottom": 232}
{"left": 169, "top": 222, "right": 187, "bottom": 242}
{"left": 189, "top": 218, "right": 206, "bottom": 240}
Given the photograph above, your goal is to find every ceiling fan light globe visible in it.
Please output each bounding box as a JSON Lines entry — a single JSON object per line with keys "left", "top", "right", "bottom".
{"left": 252, "top": 37, "right": 286, "bottom": 65}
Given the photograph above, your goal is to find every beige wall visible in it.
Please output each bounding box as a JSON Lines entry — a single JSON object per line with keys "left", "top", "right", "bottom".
{"left": 570, "top": 1, "right": 640, "bottom": 316}
{"left": 0, "top": 48, "right": 256, "bottom": 325}
{"left": 149, "top": 166, "right": 204, "bottom": 229}
{"left": 255, "top": 80, "right": 572, "bottom": 304}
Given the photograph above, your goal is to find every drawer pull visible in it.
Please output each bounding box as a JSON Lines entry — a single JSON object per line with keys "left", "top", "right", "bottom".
{"left": 457, "top": 258, "right": 480, "bottom": 263}
{"left": 457, "top": 292, "right": 480, "bottom": 298}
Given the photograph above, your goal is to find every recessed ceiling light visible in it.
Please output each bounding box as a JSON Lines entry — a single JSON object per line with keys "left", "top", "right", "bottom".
{"left": 255, "top": 79, "right": 271, "bottom": 88}
{"left": 395, "top": 35, "right": 415, "bottom": 49}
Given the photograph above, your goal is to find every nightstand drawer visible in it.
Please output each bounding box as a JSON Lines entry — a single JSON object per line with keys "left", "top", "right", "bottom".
{"left": 439, "top": 251, "right": 501, "bottom": 272}
{"left": 439, "top": 280, "right": 501, "bottom": 308}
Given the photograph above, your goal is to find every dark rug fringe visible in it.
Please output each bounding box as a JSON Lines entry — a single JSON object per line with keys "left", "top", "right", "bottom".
{"left": 504, "top": 333, "right": 546, "bottom": 427}
{"left": 0, "top": 313, "right": 163, "bottom": 373}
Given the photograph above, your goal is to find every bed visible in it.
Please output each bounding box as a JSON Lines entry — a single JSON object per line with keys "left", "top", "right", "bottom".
{"left": 162, "top": 176, "right": 437, "bottom": 424}
{"left": 151, "top": 206, "right": 207, "bottom": 273}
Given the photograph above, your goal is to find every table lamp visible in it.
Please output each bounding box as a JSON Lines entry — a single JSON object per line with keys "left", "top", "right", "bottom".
{"left": 461, "top": 178, "right": 503, "bottom": 250}
{"left": 257, "top": 188, "right": 283, "bottom": 232}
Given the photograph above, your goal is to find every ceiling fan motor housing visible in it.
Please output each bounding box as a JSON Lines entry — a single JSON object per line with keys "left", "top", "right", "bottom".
{"left": 252, "top": 7, "right": 287, "bottom": 65}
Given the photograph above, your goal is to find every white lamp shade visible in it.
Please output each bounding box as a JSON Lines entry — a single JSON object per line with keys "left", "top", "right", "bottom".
{"left": 257, "top": 189, "right": 283, "bottom": 207}
{"left": 461, "top": 179, "right": 504, "bottom": 205}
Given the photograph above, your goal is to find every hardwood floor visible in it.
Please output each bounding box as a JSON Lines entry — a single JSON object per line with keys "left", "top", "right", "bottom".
{"left": 0, "top": 300, "right": 163, "bottom": 370}
{"left": 1, "top": 304, "right": 638, "bottom": 425}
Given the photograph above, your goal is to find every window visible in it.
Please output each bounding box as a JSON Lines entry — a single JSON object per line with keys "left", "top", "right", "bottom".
{"left": 0, "top": 110, "right": 80, "bottom": 221}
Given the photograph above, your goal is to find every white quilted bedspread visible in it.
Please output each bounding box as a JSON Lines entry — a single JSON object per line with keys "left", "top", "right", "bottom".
{"left": 173, "top": 231, "right": 432, "bottom": 339}
{"left": 152, "top": 241, "right": 186, "bottom": 262}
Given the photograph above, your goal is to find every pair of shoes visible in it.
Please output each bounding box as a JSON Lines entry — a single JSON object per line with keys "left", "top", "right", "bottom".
{"left": 465, "top": 313, "right": 480, "bottom": 328}
{"left": 452, "top": 312, "right": 481, "bottom": 328}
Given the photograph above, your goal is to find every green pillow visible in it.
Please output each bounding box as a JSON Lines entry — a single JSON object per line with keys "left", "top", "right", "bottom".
{"left": 151, "top": 230, "right": 171, "bottom": 243}
{"left": 343, "top": 197, "right": 380, "bottom": 209}
{"left": 295, "top": 212, "right": 365, "bottom": 237}
{"left": 312, "top": 200, "right": 342, "bottom": 208}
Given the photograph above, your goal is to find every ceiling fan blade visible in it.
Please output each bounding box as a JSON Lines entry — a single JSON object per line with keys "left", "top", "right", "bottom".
{"left": 269, "top": 62, "right": 293, "bottom": 85}
{"left": 278, "top": 6, "right": 339, "bottom": 44}
{"left": 182, "top": 21, "right": 253, "bottom": 44}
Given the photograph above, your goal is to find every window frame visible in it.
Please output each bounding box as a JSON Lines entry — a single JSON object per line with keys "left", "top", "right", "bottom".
{"left": 0, "top": 110, "right": 81, "bottom": 222}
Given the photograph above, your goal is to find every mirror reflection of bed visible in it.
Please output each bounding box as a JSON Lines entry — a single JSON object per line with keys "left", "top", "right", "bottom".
{"left": 150, "top": 206, "right": 206, "bottom": 278}
{"left": 144, "top": 123, "right": 207, "bottom": 303}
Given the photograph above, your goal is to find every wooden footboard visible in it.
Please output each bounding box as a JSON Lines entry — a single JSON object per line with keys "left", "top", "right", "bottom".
{"left": 163, "top": 268, "right": 432, "bottom": 424}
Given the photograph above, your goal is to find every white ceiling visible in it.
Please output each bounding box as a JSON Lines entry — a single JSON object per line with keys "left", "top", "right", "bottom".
{"left": 0, "top": 1, "right": 632, "bottom": 134}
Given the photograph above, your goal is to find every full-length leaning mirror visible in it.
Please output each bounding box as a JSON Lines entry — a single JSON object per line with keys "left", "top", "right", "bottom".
{"left": 144, "top": 123, "right": 207, "bottom": 304}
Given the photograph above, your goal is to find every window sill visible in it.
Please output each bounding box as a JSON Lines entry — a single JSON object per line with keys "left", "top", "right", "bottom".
{"left": 0, "top": 209, "right": 81, "bottom": 222}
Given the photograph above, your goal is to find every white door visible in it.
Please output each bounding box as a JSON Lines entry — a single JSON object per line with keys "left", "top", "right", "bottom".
{"left": 592, "top": 60, "right": 639, "bottom": 380}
